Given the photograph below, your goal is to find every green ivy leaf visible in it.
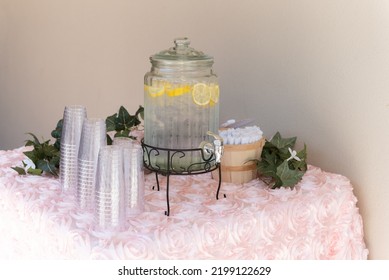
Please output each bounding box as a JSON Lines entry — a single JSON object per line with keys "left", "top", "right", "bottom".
{"left": 27, "top": 133, "right": 41, "bottom": 145}
{"left": 278, "top": 147, "right": 292, "bottom": 161}
{"left": 106, "top": 113, "right": 117, "bottom": 132}
{"left": 276, "top": 160, "right": 305, "bottom": 187}
{"left": 291, "top": 144, "right": 308, "bottom": 171}
{"left": 131, "top": 116, "right": 141, "bottom": 127}
{"left": 37, "top": 160, "right": 57, "bottom": 176}
{"left": 269, "top": 132, "right": 297, "bottom": 150}
{"left": 25, "top": 139, "right": 36, "bottom": 147}
{"left": 11, "top": 166, "right": 26, "bottom": 175}
{"left": 51, "top": 119, "right": 63, "bottom": 151}
{"left": 50, "top": 122, "right": 62, "bottom": 139}
{"left": 42, "top": 143, "right": 60, "bottom": 158}
{"left": 50, "top": 155, "right": 60, "bottom": 168}
{"left": 272, "top": 175, "right": 283, "bottom": 189}
{"left": 135, "top": 105, "right": 144, "bottom": 121}
{"left": 24, "top": 150, "right": 38, "bottom": 163}
{"left": 257, "top": 151, "right": 278, "bottom": 177}
{"left": 296, "top": 144, "right": 307, "bottom": 161}
{"left": 107, "top": 134, "right": 113, "bottom": 145}
{"left": 115, "top": 106, "right": 131, "bottom": 131}
{"left": 27, "top": 168, "right": 43, "bottom": 176}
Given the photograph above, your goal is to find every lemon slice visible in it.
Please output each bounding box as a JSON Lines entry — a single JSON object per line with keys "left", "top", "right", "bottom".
{"left": 209, "top": 84, "right": 220, "bottom": 104}
{"left": 166, "top": 85, "right": 191, "bottom": 97}
{"left": 145, "top": 85, "right": 164, "bottom": 98}
{"left": 192, "top": 83, "right": 211, "bottom": 106}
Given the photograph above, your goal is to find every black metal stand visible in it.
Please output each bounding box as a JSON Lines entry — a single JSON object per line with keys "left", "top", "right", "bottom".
{"left": 141, "top": 139, "right": 223, "bottom": 216}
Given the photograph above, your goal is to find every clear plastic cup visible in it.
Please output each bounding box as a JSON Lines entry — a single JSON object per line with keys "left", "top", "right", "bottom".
{"left": 122, "top": 143, "right": 144, "bottom": 217}
{"left": 94, "top": 145, "right": 126, "bottom": 230}
{"left": 60, "top": 105, "right": 87, "bottom": 192}
{"left": 76, "top": 118, "right": 106, "bottom": 210}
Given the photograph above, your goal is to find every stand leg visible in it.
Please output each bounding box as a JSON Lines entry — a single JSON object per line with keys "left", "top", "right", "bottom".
{"left": 155, "top": 172, "right": 160, "bottom": 191}
{"left": 165, "top": 150, "right": 171, "bottom": 216}
{"left": 216, "top": 163, "right": 222, "bottom": 199}
{"left": 165, "top": 174, "right": 170, "bottom": 216}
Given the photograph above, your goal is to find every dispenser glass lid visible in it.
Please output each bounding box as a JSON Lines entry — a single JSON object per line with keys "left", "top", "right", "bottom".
{"left": 150, "top": 37, "right": 213, "bottom": 63}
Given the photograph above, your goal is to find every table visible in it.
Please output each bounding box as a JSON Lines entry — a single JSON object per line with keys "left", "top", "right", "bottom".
{"left": 0, "top": 147, "right": 368, "bottom": 259}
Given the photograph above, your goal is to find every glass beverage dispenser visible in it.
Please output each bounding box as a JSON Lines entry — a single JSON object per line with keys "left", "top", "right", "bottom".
{"left": 143, "top": 38, "right": 221, "bottom": 172}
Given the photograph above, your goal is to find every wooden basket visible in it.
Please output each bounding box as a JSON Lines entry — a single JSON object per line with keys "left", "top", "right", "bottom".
{"left": 212, "top": 137, "right": 265, "bottom": 184}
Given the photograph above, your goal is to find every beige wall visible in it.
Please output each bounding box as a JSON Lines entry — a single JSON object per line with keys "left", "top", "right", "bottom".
{"left": 1, "top": 0, "right": 388, "bottom": 259}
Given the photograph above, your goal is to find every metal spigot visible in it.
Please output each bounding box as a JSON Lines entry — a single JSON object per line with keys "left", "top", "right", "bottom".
{"left": 200, "top": 131, "right": 224, "bottom": 164}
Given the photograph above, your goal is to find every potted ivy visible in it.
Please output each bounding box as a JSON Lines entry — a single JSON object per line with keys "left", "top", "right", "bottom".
{"left": 256, "top": 132, "right": 307, "bottom": 189}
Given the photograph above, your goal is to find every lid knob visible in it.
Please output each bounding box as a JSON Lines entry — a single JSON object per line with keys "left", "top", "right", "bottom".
{"left": 174, "top": 37, "right": 191, "bottom": 55}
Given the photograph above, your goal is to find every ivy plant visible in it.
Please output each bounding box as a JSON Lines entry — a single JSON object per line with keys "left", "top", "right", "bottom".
{"left": 256, "top": 132, "right": 307, "bottom": 189}
{"left": 105, "top": 105, "right": 144, "bottom": 145}
{"left": 51, "top": 119, "right": 63, "bottom": 151}
{"left": 12, "top": 133, "right": 60, "bottom": 176}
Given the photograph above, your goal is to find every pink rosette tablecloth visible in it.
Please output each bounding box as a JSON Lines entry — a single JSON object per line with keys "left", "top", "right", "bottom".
{"left": 0, "top": 147, "right": 368, "bottom": 259}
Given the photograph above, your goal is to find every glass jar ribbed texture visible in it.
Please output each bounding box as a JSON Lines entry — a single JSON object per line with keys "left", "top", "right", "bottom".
{"left": 144, "top": 38, "right": 220, "bottom": 171}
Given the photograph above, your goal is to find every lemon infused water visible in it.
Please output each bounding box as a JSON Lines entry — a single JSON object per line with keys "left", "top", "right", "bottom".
{"left": 144, "top": 38, "right": 219, "bottom": 171}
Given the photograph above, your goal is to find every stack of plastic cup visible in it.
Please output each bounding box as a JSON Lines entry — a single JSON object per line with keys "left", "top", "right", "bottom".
{"left": 76, "top": 118, "right": 106, "bottom": 210}
{"left": 60, "top": 105, "right": 87, "bottom": 192}
{"left": 121, "top": 142, "right": 145, "bottom": 217}
{"left": 95, "top": 145, "right": 126, "bottom": 230}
